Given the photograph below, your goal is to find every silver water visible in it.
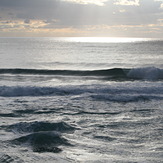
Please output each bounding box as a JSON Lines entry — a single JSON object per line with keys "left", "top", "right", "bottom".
{"left": 0, "top": 37, "right": 162, "bottom": 162}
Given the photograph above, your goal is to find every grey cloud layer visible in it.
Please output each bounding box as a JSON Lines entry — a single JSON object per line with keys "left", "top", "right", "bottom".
{"left": 0, "top": 0, "right": 163, "bottom": 36}
{"left": 0, "top": 0, "right": 162, "bottom": 24}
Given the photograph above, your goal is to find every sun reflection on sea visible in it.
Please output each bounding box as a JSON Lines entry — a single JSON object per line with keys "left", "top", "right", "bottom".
{"left": 62, "top": 37, "right": 152, "bottom": 43}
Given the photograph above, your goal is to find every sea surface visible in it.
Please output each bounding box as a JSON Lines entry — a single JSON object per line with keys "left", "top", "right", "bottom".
{"left": 0, "top": 37, "right": 163, "bottom": 163}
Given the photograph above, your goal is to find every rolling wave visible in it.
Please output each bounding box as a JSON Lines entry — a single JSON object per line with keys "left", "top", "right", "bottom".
{"left": 0, "top": 67, "right": 162, "bottom": 80}
{"left": 0, "top": 84, "right": 162, "bottom": 102}
{"left": 0, "top": 68, "right": 127, "bottom": 79}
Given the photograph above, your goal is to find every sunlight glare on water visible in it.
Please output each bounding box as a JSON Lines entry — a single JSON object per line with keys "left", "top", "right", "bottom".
{"left": 62, "top": 37, "right": 152, "bottom": 43}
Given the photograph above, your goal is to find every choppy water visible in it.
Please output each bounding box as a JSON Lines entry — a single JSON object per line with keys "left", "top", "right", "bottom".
{"left": 0, "top": 37, "right": 163, "bottom": 163}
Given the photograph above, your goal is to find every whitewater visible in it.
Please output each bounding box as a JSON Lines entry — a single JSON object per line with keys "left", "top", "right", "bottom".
{"left": 0, "top": 37, "right": 163, "bottom": 163}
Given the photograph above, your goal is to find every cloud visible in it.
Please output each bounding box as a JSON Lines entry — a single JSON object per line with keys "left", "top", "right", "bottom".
{"left": 0, "top": 0, "right": 163, "bottom": 37}
{"left": 24, "top": 19, "right": 30, "bottom": 24}
{"left": 161, "top": 3, "right": 163, "bottom": 8}
{"left": 119, "top": 9, "right": 126, "bottom": 13}
{"left": 62, "top": 0, "right": 108, "bottom": 6}
{"left": 114, "top": 0, "right": 140, "bottom": 6}
{"left": 0, "top": 19, "right": 47, "bottom": 32}
{"left": 154, "top": 0, "right": 163, "bottom": 8}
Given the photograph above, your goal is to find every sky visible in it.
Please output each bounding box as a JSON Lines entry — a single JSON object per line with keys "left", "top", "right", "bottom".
{"left": 0, "top": 0, "right": 163, "bottom": 37}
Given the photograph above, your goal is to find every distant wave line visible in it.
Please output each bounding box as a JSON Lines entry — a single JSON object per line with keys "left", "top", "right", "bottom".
{"left": 0, "top": 68, "right": 127, "bottom": 77}
{"left": 0, "top": 67, "right": 163, "bottom": 80}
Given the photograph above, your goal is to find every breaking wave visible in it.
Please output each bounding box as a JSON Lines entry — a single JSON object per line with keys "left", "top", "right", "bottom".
{"left": 0, "top": 84, "right": 162, "bottom": 102}
{"left": 127, "top": 67, "right": 163, "bottom": 80}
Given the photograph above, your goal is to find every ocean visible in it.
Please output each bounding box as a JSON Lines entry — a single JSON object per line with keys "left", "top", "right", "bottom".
{"left": 0, "top": 37, "right": 162, "bottom": 163}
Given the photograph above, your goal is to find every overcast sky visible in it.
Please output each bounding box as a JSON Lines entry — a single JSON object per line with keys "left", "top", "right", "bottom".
{"left": 0, "top": 0, "right": 163, "bottom": 37}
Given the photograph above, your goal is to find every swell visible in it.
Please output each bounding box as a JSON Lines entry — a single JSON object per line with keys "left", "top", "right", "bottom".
{"left": 2, "top": 121, "right": 76, "bottom": 153}
{"left": 0, "top": 68, "right": 127, "bottom": 78}
{"left": 6, "top": 121, "right": 77, "bottom": 133}
{"left": 11, "top": 131, "right": 72, "bottom": 153}
{"left": 0, "top": 67, "right": 162, "bottom": 80}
